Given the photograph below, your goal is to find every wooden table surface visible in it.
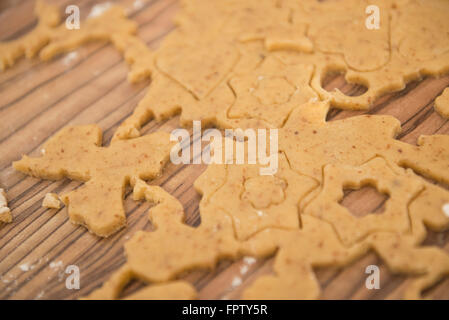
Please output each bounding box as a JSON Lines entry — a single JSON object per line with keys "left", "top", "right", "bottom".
{"left": 0, "top": 0, "right": 448, "bottom": 300}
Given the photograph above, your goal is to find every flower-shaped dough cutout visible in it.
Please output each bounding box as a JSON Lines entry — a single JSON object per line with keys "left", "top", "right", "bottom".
{"left": 303, "top": 157, "right": 423, "bottom": 246}
{"left": 13, "top": 126, "right": 174, "bottom": 237}
{"left": 227, "top": 57, "right": 316, "bottom": 128}
{"left": 242, "top": 175, "right": 286, "bottom": 209}
{"left": 204, "top": 153, "right": 317, "bottom": 240}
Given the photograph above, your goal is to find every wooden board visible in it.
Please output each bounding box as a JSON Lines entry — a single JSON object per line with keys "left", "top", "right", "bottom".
{"left": 0, "top": 0, "right": 448, "bottom": 300}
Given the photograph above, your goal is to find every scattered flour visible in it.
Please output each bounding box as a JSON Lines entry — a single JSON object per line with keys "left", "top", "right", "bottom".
{"left": 243, "top": 256, "right": 257, "bottom": 265}
{"left": 34, "top": 290, "right": 45, "bottom": 300}
{"left": 62, "top": 51, "right": 79, "bottom": 66}
{"left": 49, "top": 260, "right": 65, "bottom": 282}
{"left": 49, "top": 260, "right": 63, "bottom": 270}
{"left": 88, "top": 2, "right": 112, "bottom": 19}
{"left": 443, "top": 203, "right": 449, "bottom": 218}
{"left": 19, "top": 261, "right": 38, "bottom": 272}
{"left": 231, "top": 276, "right": 242, "bottom": 288}
{"left": 240, "top": 265, "right": 249, "bottom": 275}
{"left": 19, "top": 263, "right": 30, "bottom": 272}
{"left": 133, "top": 0, "right": 144, "bottom": 10}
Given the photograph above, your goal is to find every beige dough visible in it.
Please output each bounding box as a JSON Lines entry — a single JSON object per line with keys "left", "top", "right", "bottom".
{"left": 42, "top": 193, "right": 61, "bottom": 209}
{"left": 435, "top": 88, "right": 449, "bottom": 119}
{"left": 4, "top": 0, "right": 449, "bottom": 300}
{"left": 3, "top": 0, "right": 448, "bottom": 136}
{"left": 0, "top": 188, "right": 12, "bottom": 223}
{"left": 14, "top": 125, "right": 174, "bottom": 237}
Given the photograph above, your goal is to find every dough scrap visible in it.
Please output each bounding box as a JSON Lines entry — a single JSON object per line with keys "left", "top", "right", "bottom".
{"left": 0, "top": 0, "right": 60, "bottom": 71}
{"left": 13, "top": 126, "right": 174, "bottom": 237}
{"left": 435, "top": 88, "right": 449, "bottom": 119}
{"left": 0, "top": 188, "right": 12, "bottom": 223}
{"left": 42, "top": 193, "right": 61, "bottom": 209}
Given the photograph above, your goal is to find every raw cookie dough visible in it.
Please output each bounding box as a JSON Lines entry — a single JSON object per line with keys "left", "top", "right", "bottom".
{"left": 42, "top": 193, "right": 61, "bottom": 209}
{"left": 0, "top": 2, "right": 150, "bottom": 83}
{"left": 273, "top": 0, "right": 449, "bottom": 109}
{"left": 86, "top": 125, "right": 449, "bottom": 299}
{"left": 38, "top": 6, "right": 138, "bottom": 66}
{"left": 4, "top": 0, "right": 449, "bottom": 136}
{"left": 114, "top": 0, "right": 449, "bottom": 138}
{"left": 14, "top": 126, "right": 174, "bottom": 237}
{"left": 85, "top": 262, "right": 196, "bottom": 300}
{"left": 0, "top": 0, "right": 60, "bottom": 71}
{"left": 303, "top": 157, "right": 423, "bottom": 246}
{"left": 0, "top": 188, "right": 12, "bottom": 223}
{"left": 203, "top": 152, "right": 317, "bottom": 240}
{"left": 87, "top": 156, "right": 449, "bottom": 299}
{"left": 435, "top": 88, "right": 449, "bottom": 119}
{"left": 240, "top": 216, "right": 449, "bottom": 300}
{"left": 4, "top": 0, "right": 449, "bottom": 300}
{"left": 225, "top": 57, "right": 316, "bottom": 128}
{"left": 279, "top": 100, "right": 449, "bottom": 186}
{"left": 85, "top": 179, "right": 239, "bottom": 299}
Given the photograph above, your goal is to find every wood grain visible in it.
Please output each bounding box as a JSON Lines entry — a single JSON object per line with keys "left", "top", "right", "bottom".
{"left": 0, "top": 0, "right": 448, "bottom": 300}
